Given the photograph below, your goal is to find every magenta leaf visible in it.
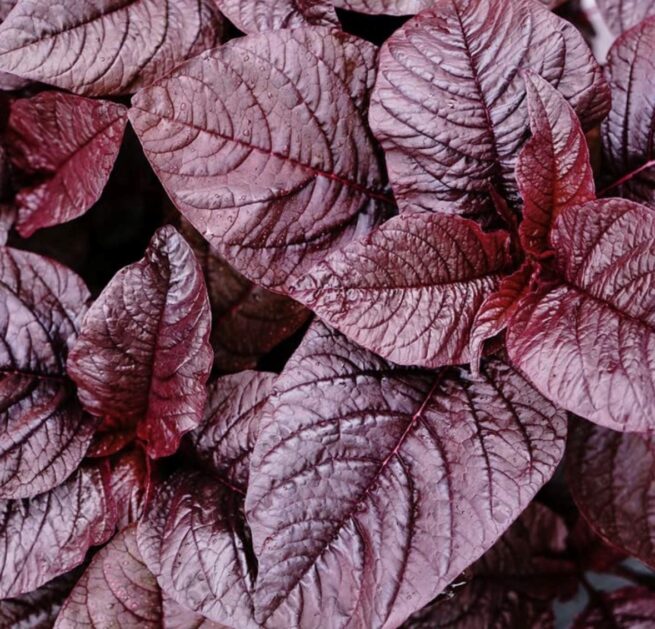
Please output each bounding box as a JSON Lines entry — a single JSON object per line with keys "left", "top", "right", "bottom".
{"left": 573, "top": 587, "right": 655, "bottom": 628}
{"left": 404, "top": 503, "right": 577, "bottom": 628}
{"left": 137, "top": 371, "right": 275, "bottom": 627}
{"left": 0, "top": 247, "right": 96, "bottom": 499}
{"left": 601, "top": 16, "right": 655, "bottom": 207}
{"left": 246, "top": 322, "right": 567, "bottom": 628}
{"left": 369, "top": 0, "right": 609, "bottom": 226}
{"left": 596, "top": 0, "right": 655, "bottom": 35}
{"left": 507, "top": 198, "right": 655, "bottom": 432}
{"left": 130, "top": 28, "right": 387, "bottom": 291}
{"left": 517, "top": 73, "right": 596, "bottom": 258}
{"left": 291, "top": 211, "right": 511, "bottom": 368}
{"left": 567, "top": 418, "right": 655, "bottom": 569}
{"left": 183, "top": 223, "right": 310, "bottom": 372}
{"left": 0, "top": 0, "right": 224, "bottom": 97}
{"left": 7, "top": 92, "right": 127, "bottom": 237}
{"left": 0, "top": 462, "right": 116, "bottom": 597}
{"left": 215, "top": 0, "right": 336, "bottom": 33}
{"left": 68, "top": 226, "right": 212, "bottom": 459}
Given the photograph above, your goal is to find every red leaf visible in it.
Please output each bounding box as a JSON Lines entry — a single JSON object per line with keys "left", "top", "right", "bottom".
{"left": 7, "top": 92, "right": 127, "bottom": 237}
{"left": 567, "top": 418, "right": 655, "bottom": 569}
{"left": 130, "top": 28, "right": 387, "bottom": 291}
{"left": 108, "top": 447, "right": 151, "bottom": 530}
{"left": 601, "top": 16, "right": 655, "bottom": 207}
{"left": 507, "top": 198, "right": 655, "bottom": 432}
{"left": 68, "top": 226, "right": 213, "bottom": 459}
{"left": 0, "top": 0, "right": 224, "bottom": 96}
{"left": 404, "top": 503, "right": 577, "bottom": 628}
{"left": 573, "top": 587, "right": 655, "bottom": 627}
{"left": 517, "top": 73, "right": 596, "bottom": 258}
{"left": 0, "top": 247, "right": 95, "bottom": 499}
{"left": 596, "top": 0, "right": 655, "bottom": 36}
{"left": 246, "top": 322, "right": 567, "bottom": 628}
{"left": 369, "top": 0, "right": 609, "bottom": 226}
{"left": 291, "top": 211, "right": 511, "bottom": 368}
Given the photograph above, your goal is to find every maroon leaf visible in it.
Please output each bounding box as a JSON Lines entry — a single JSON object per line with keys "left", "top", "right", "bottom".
{"left": 506, "top": 198, "right": 655, "bottom": 432}
{"left": 0, "top": 462, "right": 116, "bottom": 597}
{"left": 403, "top": 503, "right": 577, "bottom": 628}
{"left": 7, "top": 92, "right": 128, "bottom": 237}
{"left": 567, "top": 418, "right": 655, "bottom": 569}
{"left": 130, "top": 28, "right": 387, "bottom": 291}
{"left": 137, "top": 371, "right": 275, "bottom": 627}
{"left": 215, "top": 0, "right": 336, "bottom": 33}
{"left": 369, "top": 0, "right": 609, "bottom": 226}
{"left": 596, "top": 0, "right": 655, "bottom": 36}
{"left": 183, "top": 223, "right": 310, "bottom": 372}
{"left": 573, "top": 587, "right": 655, "bottom": 628}
{"left": 0, "top": 0, "right": 224, "bottom": 96}
{"left": 601, "top": 16, "right": 655, "bottom": 207}
{"left": 517, "top": 73, "right": 596, "bottom": 258}
{"left": 163, "top": 595, "right": 227, "bottom": 629}
{"left": 0, "top": 247, "right": 95, "bottom": 499}
{"left": 469, "top": 261, "right": 535, "bottom": 372}
{"left": 68, "top": 226, "right": 213, "bottom": 459}
{"left": 0, "top": 569, "right": 81, "bottom": 629}
{"left": 108, "top": 447, "right": 151, "bottom": 530}
{"left": 331, "top": 0, "right": 433, "bottom": 15}
{"left": 246, "top": 322, "right": 567, "bottom": 628}
{"left": 291, "top": 211, "right": 511, "bottom": 368}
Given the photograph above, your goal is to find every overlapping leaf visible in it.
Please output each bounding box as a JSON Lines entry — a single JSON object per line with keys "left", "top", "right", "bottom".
{"left": 331, "top": 0, "right": 433, "bottom": 15}
{"left": 68, "top": 226, "right": 213, "bottom": 459}
{"left": 0, "top": 0, "right": 224, "bottom": 96}
{"left": 506, "top": 198, "right": 655, "bottom": 432}
{"left": 291, "top": 211, "right": 510, "bottom": 368}
{"left": 596, "top": 0, "right": 655, "bottom": 36}
{"left": 573, "top": 587, "right": 655, "bottom": 627}
{"left": 567, "top": 419, "right": 655, "bottom": 568}
{"left": 0, "top": 247, "right": 95, "bottom": 499}
{"left": 403, "top": 503, "right": 577, "bottom": 628}
{"left": 517, "top": 73, "right": 595, "bottom": 257}
{"left": 369, "top": 0, "right": 609, "bottom": 226}
{"left": 601, "top": 16, "right": 655, "bottom": 207}
{"left": 246, "top": 322, "right": 567, "bottom": 628}
{"left": 7, "top": 92, "right": 127, "bottom": 237}
{"left": 130, "top": 28, "right": 387, "bottom": 291}
{"left": 215, "top": 0, "right": 336, "bottom": 32}
{"left": 0, "top": 463, "right": 116, "bottom": 597}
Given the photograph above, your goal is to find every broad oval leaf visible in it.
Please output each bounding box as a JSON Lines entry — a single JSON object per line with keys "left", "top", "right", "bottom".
{"left": 596, "top": 0, "right": 655, "bottom": 36}
{"left": 573, "top": 587, "right": 655, "bottom": 628}
{"left": 130, "top": 28, "right": 387, "bottom": 291}
{"left": 246, "top": 322, "right": 567, "bottom": 628}
{"left": 567, "top": 418, "right": 655, "bottom": 569}
{"left": 517, "top": 73, "right": 595, "bottom": 257}
{"left": 0, "top": 0, "right": 224, "bottom": 96}
{"left": 68, "top": 226, "right": 213, "bottom": 459}
{"left": 7, "top": 91, "right": 127, "bottom": 237}
{"left": 506, "top": 198, "right": 655, "bottom": 432}
{"left": 601, "top": 16, "right": 655, "bottom": 207}
{"left": 0, "top": 462, "right": 116, "bottom": 597}
{"left": 0, "top": 247, "right": 95, "bottom": 499}
{"left": 369, "top": 0, "right": 609, "bottom": 226}
{"left": 403, "top": 503, "right": 577, "bottom": 628}
{"left": 291, "top": 211, "right": 511, "bottom": 368}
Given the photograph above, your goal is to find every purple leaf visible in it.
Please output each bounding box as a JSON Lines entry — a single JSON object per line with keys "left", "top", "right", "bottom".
{"left": 596, "top": 0, "right": 655, "bottom": 36}
{"left": 291, "top": 211, "right": 511, "bottom": 368}
{"left": 403, "top": 503, "right": 577, "bottom": 628}
{"left": 0, "top": 462, "right": 116, "bottom": 597}
{"left": 68, "top": 226, "right": 213, "bottom": 459}
{"left": 7, "top": 92, "right": 128, "bottom": 237}
{"left": 567, "top": 418, "right": 655, "bottom": 569}
{"left": 246, "top": 322, "right": 567, "bottom": 628}
{"left": 130, "top": 28, "right": 387, "bottom": 291}
{"left": 162, "top": 595, "right": 227, "bottom": 629}
{"left": 601, "top": 16, "right": 655, "bottom": 207}
{"left": 573, "top": 587, "right": 655, "bottom": 628}
{"left": 369, "top": 0, "right": 609, "bottom": 226}
{"left": 0, "top": 0, "right": 224, "bottom": 96}
{"left": 182, "top": 223, "right": 310, "bottom": 372}
{"left": 215, "top": 0, "right": 336, "bottom": 33}
{"left": 517, "top": 73, "right": 596, "bottom": 258}
{"left": 0, "top": 247, "right": 95, "bottom": 499}
{"left": 506, "top": 198, "right": 655, "bottom": 432}
{"left": 331, "top": 0, "right": 433, "bottom": 15}
{"left": 108, "top": 447, "right": 151, "bottom": 530}
{"left": 0, "top": 0, "right": 15, "bottom": 20}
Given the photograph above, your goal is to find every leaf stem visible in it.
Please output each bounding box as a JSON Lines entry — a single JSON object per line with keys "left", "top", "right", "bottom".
{"left": 599, "top": 160, "right": 655, "bottom": 195}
